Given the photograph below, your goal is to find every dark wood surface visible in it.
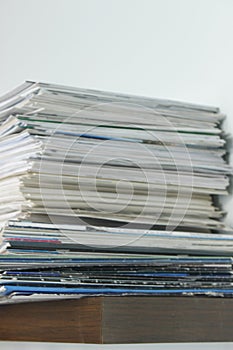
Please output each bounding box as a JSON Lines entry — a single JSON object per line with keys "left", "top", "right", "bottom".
{"left": 1, "top": 296, "right": 233, "bottom": 343}
{"left": 0, "top": 297, "right": 102, "bottom": 343}
{"left": 102, "top": 296, "right": 233, "bottom": 343}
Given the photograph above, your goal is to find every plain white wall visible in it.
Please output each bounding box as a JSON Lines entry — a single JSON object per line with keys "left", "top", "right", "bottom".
{"left": 1, "top": 0, "right": 233, "bottom": 349}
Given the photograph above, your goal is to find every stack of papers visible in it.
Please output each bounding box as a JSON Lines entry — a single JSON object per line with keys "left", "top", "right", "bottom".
{"left": 0, "top": 81, "right": 232, "bottom": 303}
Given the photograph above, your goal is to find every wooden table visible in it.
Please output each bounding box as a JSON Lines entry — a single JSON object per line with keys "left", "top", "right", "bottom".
{"left": 0, "top": 296, "right": 233, "bottom": 343}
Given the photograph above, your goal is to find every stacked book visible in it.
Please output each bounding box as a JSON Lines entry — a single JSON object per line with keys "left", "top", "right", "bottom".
{"left": 0, "top": 81, "right": 232, "bottom": 303}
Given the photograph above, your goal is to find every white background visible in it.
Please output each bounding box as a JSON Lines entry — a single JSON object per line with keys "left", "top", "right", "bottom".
{"left": 0, "top": 0, "right": 233, "bottom": 349}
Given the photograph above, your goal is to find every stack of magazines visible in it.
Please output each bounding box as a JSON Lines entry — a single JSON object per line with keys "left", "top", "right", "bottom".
{"left": 0, "top": 81, "right": 232, "bottom": 303}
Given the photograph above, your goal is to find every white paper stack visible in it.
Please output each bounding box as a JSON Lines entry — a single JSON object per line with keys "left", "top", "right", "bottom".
{"left": 0, "top": 81, "right": 233, "bottom": 304}
{"left": 0, "top": 81, "right": 231, "bottom": 252}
